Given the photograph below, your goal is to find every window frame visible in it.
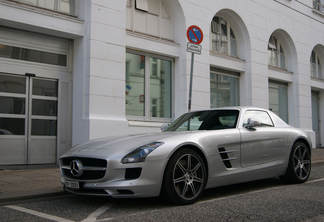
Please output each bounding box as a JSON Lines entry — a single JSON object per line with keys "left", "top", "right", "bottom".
{"left": 311, "top": 50, "right": 323, "bottom": 79}
{"left": 211, "top": 16, "right": 238, "bottom": 57}
{"left": 269, "top": 80, "right": 289, "bottom": 123}
{"left": 243, "top": 110, "right": 274, "bottom": 127}
{"left": 125, "top": 49, "right": 174, "bottom": 122}
{"left": 313, "top": 0, "right": 324, "bottom": 13}
{"left": 10, "top": 0, "right": 77, "bottom": 16}
{"left": 268, "top": 35, "right": 286, "bottom": 69}
{"left": 210, "top": 69, "right": 240, "bottom": 108}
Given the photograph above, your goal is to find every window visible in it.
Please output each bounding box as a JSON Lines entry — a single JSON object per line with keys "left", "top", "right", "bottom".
{"left": 211, "top": 16, "right": 237, "bottom": 56}
{"left": 11, "top": 0, "right": 76, "bottom": 15}
{"left": 126, "top": 51, "right": 172, "bottom": 120}
{"left": 269, "top": 82, "right": 288, "bottom": 123}
{"left": 165, "top": 110, "right": 239, "bottom": 132}
{"left": 126, "top": 0, "right": 174, "bottom": 41}
{"left": 268, "top": 35, "right": 285, "bottom": 69}
{"left": 311, "top": 50, "right": 322, "bottom": 79}
{"left": 0, "top": 44, "right": 67, "bottom": 66}
{"left": 243, "top": 111, "right": 274, "bottom": 127}
{"left": 313, "top": 0, "right": 324, "bottom": 13}
{"left": 210, "top": 72, "right": 239, "bottom": 108}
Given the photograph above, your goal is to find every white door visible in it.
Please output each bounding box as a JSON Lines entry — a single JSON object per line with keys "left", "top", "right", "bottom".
{"left": 0, "top": 73, "right": 58, "bottom": 165}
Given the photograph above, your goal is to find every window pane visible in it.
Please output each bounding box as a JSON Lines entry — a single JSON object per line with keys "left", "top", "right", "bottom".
{"left": 269, "top": 84, "right": 288, "bottom": 123}
{"left": 230, "top": 38, "right": 237, "bottom": 56}
{"left": 31, "top": 119, "right": 57, "bottom": 136}
{"left": 60, "top": 0, "right": 75, "bottom": 14}
{"left": 220, "top": 36, "right": 228, "bottom": 54}
{"left": 38, "top": 0, "right": 55, "bottom": 10}
{"left": 125, "top": 53, "right": 145, "bottom": 116}
{"left": 318, "top": 63, "right": 322, "bottom": 79}
{"left": 230, "top": 28, "right": 235, "bottom": 39}
{"left": 0, "top": 117, "right": 25, "bottom": 135}
{"left": 220, "top": 18, "right": 227, "bottom": 36}
{"left": 243, "top": 111, "right": 273, "bottom": 127}
{"left": 32, "top": 99, "right": 57, "bottom": 116}
{"left": 20, "top": 0, "right": 37, "bottom": 6}
{"left": 33, "top": 79, "right": 58, "bottom": 97}
{"left": 211, "top": 17, "right": 220, "bottom": 33}
{"left": 210, "top": 73, "right": 239, "bottom": 108}
{"left": 0, "top": 44, "right": 13, "bottom": 58}
{"left": 0, "top": 75, "right": 26, "bottom": 94}
{"left": 280, "top": 53, "right": 285, "bottom": 69}
{"left": 0, "top": 44, "right": 67, "bottom": 66}
{"left": 150, "top": 58, "right": 172, "bottom": 118}
{"left": 311, "top": 51, "right": 316, "bottom": 63}
{"left": 311, "top": 63, "right": 317, "bottom": 77}
{"left": 0, "top": 96, "right": 25, "bottom": 114}
{"left": 212, "top": 33, "right": 221, "bottom": 51}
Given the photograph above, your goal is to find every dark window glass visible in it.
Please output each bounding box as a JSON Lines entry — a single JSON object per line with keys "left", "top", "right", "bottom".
{"left": 0, "top": 117, "right": 25, "bottom": 135}
{"left": 33, "top": 79, "right": 58, "bottom": 97}
{"left": 0, "top": 75, "right": 26, "bottom": 94}
{"left": 0, "top": 44, "right": 67, "bottom": 66}
{"left": 31, "top": 119, "right": 57, "bottom": 136}
{"left": 32, "top": 99, "right": 57, "bottom": 116}
{"left": 0, "top": 96, "right": 25, "bottom": 114}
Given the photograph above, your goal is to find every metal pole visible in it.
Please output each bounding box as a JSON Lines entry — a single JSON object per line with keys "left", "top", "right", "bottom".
{"left": 188, "top": 52, "right": 194, "bottom": 112}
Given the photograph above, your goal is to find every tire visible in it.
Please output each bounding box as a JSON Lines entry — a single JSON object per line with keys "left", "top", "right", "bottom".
{"left": 161, "top": 148, "right": 207, "bottom": 205}
{"left": 280, "top": 141, "right": 311, "bottom": 183}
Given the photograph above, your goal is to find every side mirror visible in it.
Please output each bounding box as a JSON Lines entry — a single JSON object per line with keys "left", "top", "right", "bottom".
{"left": 245, "top": 118, "right": 261, "bottom": 129}
{"left": 161, "top": 123, "right": 170, "bottom": 132}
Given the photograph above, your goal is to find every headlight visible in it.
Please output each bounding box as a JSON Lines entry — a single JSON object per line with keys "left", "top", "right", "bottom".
{"left": 122, "top": 142, "right": 164, "bottom": 164}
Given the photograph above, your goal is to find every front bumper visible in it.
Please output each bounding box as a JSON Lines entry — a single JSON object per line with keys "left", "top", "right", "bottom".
{"left": 60, "top": 158, "right": 167, "bottom": 198}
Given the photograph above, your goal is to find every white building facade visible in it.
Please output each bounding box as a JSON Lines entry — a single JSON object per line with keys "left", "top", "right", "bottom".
{"left": 0, "top": 0, "right": 323, "bottom": 165}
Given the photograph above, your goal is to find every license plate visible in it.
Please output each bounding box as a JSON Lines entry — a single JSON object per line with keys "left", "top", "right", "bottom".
{"left": 65, "top": 181, "right": 80, "bottom": 189}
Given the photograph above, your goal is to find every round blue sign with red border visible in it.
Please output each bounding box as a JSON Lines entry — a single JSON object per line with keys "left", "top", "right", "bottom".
{"left": 187, "top": 25, "right": 203, "bottom": 45}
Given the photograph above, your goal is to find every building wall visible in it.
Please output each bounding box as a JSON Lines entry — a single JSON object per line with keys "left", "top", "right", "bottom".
{"left": 1, "top": 0, "right": 324, "bottom": 164}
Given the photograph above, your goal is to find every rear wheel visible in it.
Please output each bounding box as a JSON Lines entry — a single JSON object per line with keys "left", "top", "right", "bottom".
{"left": 161, "top": 149, "right": 207, "bottom": 205}
{"left": 280, "top": 141, "right": 311, "bottom": 183}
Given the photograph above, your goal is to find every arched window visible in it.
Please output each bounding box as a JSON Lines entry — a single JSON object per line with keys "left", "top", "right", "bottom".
{"left": 211, "top": 16, "right": 237, "bottom": 57}
{"left": 268, "top": 35, "right": 285, "bottom": 69}
{"left": 310, "top": 50, "right": 322, "bottom": 79}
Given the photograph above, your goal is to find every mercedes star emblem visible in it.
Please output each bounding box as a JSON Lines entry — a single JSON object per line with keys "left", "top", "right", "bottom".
{"left": 70, "top": 159, "right": 83, "bottom": 177}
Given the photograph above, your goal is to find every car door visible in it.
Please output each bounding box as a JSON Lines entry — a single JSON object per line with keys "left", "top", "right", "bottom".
{"left": 240, "top": 110, "right": 286, "bottom": 167}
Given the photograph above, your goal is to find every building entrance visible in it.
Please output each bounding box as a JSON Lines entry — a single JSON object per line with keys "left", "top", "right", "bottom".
{"left": 0, "top": 73, "right": 58, "bottom": 165}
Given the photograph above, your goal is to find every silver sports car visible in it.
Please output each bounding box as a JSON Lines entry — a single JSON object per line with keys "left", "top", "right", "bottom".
{"left": 60, "top": 107, "right": 312, "bottom": 205}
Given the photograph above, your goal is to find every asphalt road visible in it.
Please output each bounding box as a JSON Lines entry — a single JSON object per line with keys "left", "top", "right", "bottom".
{"left": 1, "top": 163, "right": 324, "bottom": 222}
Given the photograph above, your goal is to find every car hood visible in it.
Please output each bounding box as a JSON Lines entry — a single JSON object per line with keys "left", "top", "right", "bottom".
{"left": 61, "top": 132, "right": 193, "bottom": 159}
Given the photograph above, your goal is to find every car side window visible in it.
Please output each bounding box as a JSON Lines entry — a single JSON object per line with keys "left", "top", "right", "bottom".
{"left": 176, "top": 116, "right": 203, "bottom": 131}
{"left": 243, "top": 111, "right": 274, "bottom": 127}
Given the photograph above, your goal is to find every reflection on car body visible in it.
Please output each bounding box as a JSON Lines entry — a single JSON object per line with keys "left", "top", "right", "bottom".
{"left": 60, "top": 107, "right": 312, "bottom": 205}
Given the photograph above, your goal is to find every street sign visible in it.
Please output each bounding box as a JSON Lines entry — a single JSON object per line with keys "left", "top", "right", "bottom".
{"left": 187, "top": 42, "right": 202, "bottom": 54}
{"left": 186, "top": 25, "right": 203, "bottom": 112}
{"left": 187, "top": 25, "right": 203, "bottom": 45}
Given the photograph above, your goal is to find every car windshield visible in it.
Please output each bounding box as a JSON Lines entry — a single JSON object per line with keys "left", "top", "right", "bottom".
{"left": 164, "top": 110, "right": 239, "bottom": 132}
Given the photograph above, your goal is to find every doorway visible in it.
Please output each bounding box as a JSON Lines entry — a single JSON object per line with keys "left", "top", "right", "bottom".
{"left": 0, "top": 73, "right": 58, "bottom": 165}
{"left": 312, "top": 91, "right": 321, "bottom": 148}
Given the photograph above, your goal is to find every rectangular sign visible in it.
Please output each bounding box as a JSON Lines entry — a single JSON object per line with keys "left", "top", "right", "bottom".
{"left": 187, "top": 42, "right": 202, "bottom": 54}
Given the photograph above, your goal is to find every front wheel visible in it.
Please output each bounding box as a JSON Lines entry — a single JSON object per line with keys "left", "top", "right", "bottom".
{"left": 161, "top": 149, "right": 207, "bottom": 205}
{"left": 280, "top": 142, "right": 311, "bottom": 183}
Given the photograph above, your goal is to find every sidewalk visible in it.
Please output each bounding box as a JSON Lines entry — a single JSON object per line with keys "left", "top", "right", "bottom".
{"left": 0, "top": 148, "right": 324, "bottom": 203}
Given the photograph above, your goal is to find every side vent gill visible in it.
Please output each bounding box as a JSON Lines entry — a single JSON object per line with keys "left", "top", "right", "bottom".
{"left": 218, "top": 147, "right": 237, "bottom": 168}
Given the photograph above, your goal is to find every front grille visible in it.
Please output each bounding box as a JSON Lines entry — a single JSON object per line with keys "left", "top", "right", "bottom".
{"left": 60, "top": 157, "right": 107, "bottom": 180}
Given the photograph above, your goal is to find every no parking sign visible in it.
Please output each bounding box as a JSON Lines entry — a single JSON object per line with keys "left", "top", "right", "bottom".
{"left": 186, "top": 25, "right": 203, "bottom": 112}
{"left": 187, "top": 25, "right": 203, "bottom": 45}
